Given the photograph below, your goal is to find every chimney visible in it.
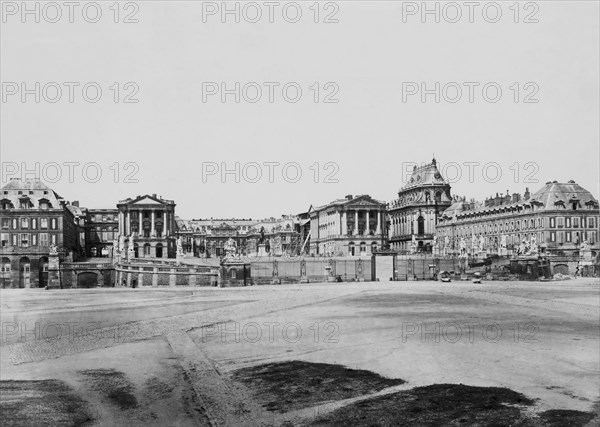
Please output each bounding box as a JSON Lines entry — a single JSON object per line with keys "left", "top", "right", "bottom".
{"left": 72, "top": 200, "right": 79, "bottom": 207}
{"left": 152, "top": 193, "right": 157, "bottom": 198}
{"left": 346, "top": 195, "right": 353, "bottom": 200}
{"left": 524, "top": 187, "right": 530, "bottom": 200}
{"left": 512, "top": 193, "right": 520, "bottom": 203}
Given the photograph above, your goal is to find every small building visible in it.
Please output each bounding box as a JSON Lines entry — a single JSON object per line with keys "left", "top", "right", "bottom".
{"left": 388, "top": 158, "right": 453, "bottom": 253}
{"left": 0, "top": 179, "right": 80, "bottom": 288}
{"left": 308, "top": 194, "right": 387, "bottom": 257}
{"left": 117, "top": 194, "right": 177, "bottom": 258}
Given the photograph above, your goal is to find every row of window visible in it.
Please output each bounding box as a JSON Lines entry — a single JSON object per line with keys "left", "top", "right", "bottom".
{"left": 1, "top": 218, "right": 59, "bottom": 230}
{"left": 549, "top": 231, "right": 597, "bottom": 244}
{"left": 549, "top": 217, "right": 596, "bottom": 229}
{"left": 0, "top": 233, "right": 58, "bottom": 248}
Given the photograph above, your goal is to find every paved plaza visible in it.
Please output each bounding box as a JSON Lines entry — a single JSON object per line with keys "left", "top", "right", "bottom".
{"left": 1, "top": 279, "right": 599, "bottom": 426}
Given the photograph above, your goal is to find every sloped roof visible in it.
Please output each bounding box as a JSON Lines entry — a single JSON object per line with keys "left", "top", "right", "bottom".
{"left": 529, "top": 181, "right": 598, "bottom": 210}
{"left": 400, "top": 159, "right": 448, "bottom": 192}
{"left": 0, "top": 179, "right": 63, "bottom": 208}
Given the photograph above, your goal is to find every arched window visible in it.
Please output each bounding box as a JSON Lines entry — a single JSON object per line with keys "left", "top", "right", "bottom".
{"left": 417, "top": 216, "right": 425, "bottom": 235}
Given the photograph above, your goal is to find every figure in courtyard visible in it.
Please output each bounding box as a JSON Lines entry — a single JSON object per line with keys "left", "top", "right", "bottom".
{"left": 176, "top": 236, "right": 184, "bottom": 256}
{"left": 224, "top": 237, "right": 237, "bottom": 259}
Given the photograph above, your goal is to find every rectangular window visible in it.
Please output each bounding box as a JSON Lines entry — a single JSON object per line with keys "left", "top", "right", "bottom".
{"left": 565, "top": 217, "right": 571, "bottom": 228}
{"left": 1, "top": 219, "right": 9, "bottom": 229}
{"left": 1, "top": 233, "right": 8, "bottom": 247}
{"left": 20, "top": 233, "right": 29, "bottom": 247}
{"left": 589, "top": 217, "right": 595, "bottom": 228}
{"left": 549, "top": 218, "right": 555, "bottom": 228}
{"left": 550, "top": 232, "right": 556, "bottom": 242}
{"left": 557, "top": 217, "right": 564, "bottom": 228}
{"left": 39, "top": 233, "right": 48, "bottom": 247}
{"left": 590, "top": 231, "right": 597, "bottom": 245}
{"left": 31, "top": 218, "right": 37, "bottom": 229}
{"left": 51, "top": 218, "right": 57, "bottom": 230}
{"left": 558, "top": 232, "right": 563, "bottom": 244}
{"left": 40, "top": 218, "right": 48, "bottom": 229}
{"left": 31, "top": 234, "right": 37, "bottom": 246}
{"left": 566, "top": 232, "right": 571, "bottom": 242}
{"left": 12, "top": 219, "right": 18, "bottom": 229}
{"left": 51, "top": 234, "right": 57, "bottom": 245}
{"left": 573, "top": 217, "right": 579, "bottom": 228}
{"left": 21, "top": 218, "right": 29, "bottom": 229}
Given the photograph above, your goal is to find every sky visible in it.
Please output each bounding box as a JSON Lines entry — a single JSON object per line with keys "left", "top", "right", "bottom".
{"left": 1, "top": 0, "right": 599, "bottom": 220}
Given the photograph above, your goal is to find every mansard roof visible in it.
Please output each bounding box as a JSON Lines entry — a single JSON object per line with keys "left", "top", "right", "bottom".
{"left": 400, "top": 158, "right": 448, "bottom": 193}
{"left": 441, "top": 181, "right": 599, "bottom": 220}
{"left": 0, "top": 178, "right": 63, "bottom": 209}
{"left": 529, "top": 181, "right": 598, "bottom": 210}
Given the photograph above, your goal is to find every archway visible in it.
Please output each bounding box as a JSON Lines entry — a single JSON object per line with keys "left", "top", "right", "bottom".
{"left": 39, "top": 256, "right": 49, "bottom": 288}
{"left": 1, "top": 257, "right": 11, "bottom": 288}
{"left": 143, "top": 243, "right": 151, "bottom": 257}
{"left": 77, "top": 272, "right": 98, "bottom": 288}
{"left": 156, "top": 243, "right": 163, "bottom": 258}
{"left": 19, "top": 256, "right": 30, "bottom": 288}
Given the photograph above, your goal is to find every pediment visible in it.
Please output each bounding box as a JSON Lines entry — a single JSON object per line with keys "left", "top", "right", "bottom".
{"left": 131, "top": 196, "right": 165, "bottom": 205}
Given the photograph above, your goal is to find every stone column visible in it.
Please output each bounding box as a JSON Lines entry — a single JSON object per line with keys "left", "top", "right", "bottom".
{"left": 342, "top": 211, "right": 347, "bottom": 236}
{"left": 126, "top": 211, "right": 130, "bottom": 236}
{"left": 151, "top": 211, "right": 156, "bottom": 237}
{"left": 376, "top": 211, "right": 381, "bottom": 235}
{"left": 354, "top": 211, "right": 359, "bottom": 235}
{"left": 164, "top": 212, "right": 169, "bottom": 237}
{"left": 366, "top": 211, "right": 370, "bottom": 235}
{"left": 138, "top": 211, "right": 143, "bottom": 236}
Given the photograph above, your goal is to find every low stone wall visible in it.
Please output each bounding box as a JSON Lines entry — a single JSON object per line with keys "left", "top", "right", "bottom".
{"left": 115, "top": 262, "right": 219, "bottom": 288}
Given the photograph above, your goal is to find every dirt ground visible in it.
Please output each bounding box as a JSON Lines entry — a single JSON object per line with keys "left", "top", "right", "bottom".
{"left": 1, "top": 278, "right": 598, "bottom": 426}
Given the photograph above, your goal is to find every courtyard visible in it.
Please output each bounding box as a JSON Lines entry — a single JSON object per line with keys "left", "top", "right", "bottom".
{"left": 1, "top": 279, "right": 598, "bottom": 426}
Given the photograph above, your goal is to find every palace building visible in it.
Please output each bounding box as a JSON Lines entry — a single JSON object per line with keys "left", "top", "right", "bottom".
{"left": 436, "top": 181, "right": 599, "bottom": 258}
{"left": 0, "top": 179, "right": 80, "bottom": 288}
{"left": 117, "top": 194, "right": 177, "bottom": 258}
{"left": 388, "top": 159, "right": 453, "bottom": 253}
{"left": 308, "top": 194, "right": 387, "bottom": 257}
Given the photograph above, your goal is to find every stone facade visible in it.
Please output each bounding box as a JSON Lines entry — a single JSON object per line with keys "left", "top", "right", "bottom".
{"left": 308, "top": 194, "right": 387, "bottom": 257}
{"left": 0, "top": 179, "right": 80, "bottom": 288}
{"left": 83, "top": 208, "right": 119, "bottom": 258}
{"left": 436, "top": 181, "right": 600, "bottom": 264}
{"left": 388, "top": 159, "right": 453, "bottom": 253}
{"left": 117, "top": 194, "right": 176, "bottom": 259}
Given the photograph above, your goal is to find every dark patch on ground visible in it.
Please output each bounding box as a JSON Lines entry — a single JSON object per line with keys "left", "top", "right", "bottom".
{"left": 340, "top": 293, "right": 473, "bottom": 309}
{"left": 0, "top": 379, "right": 94, "bottom": 426}
{"left": 538, "top": 409, "right": 597, "bottom": 426}
{"left": 144, "top": 376, "right": 175, "bottom": 399}
{"left": 231, "top": 360, "right": 405, "bottom": 413}
{"left": 308, "top": 383, "right": 596, "bottom": 427}
{"left": 78, "top": 369, "right": 138, "bottom": 410}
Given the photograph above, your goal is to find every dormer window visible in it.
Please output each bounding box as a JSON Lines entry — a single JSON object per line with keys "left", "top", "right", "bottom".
{"left": 19, "top": 197, "right": 32, "bottom": 209}
{"left": 38, "top": 199, "right": 51, "bottom": 210}
{"left": 1, "top": 199, "right": 13, "bottom": 210}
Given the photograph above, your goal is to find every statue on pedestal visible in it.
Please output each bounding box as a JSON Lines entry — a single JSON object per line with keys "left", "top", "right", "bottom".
{"left": 580, "top": 240, "right": 591, "bottom": 251}
{"left": 459, "top": 237, "right": 466, "bottom": 255}
{"left": 224, "top": 237, "right": 237, "bottom": 259}
{"left": 176, "top": 236, "right": 184, "bottom": 257}
{"left": 479, "top": 235, "right": 485, "bottom": 252}
{"left": 128, "top": 235, "right": 135, "bottom": 261}
{"left": 49, "top": 243, "right": 58, "bottom": 256}
{"left": 411, "top": 234, "right": 417, "bottom": 254}
{"left": 528, "top": 236, "right": 539, "bottom": 256}
{"left": 119, "top": 235, "right": 126, "bottom": 253}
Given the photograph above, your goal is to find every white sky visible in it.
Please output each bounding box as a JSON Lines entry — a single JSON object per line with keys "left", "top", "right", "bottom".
{"left": 1, "top": 1, "right": 599, "bottom": 219}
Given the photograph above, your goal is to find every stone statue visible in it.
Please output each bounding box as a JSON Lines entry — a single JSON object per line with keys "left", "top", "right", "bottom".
{"left": 411, "top": 234, "right": 417, "bottom": 253}
{"left": 176, "top": 236, "right": 184, "bottom": 256}
{"left": 528, "top": 235, "right": 539, "bottom": 255}
{"left": 224, "top": 237, "right": 237, "bottom": 259}
{"left": 580, "top": 240, "right": 590, "bottom": 251}
{"left": 119, "top": 235, "right": 126, "bottom": 253}
{"left": 259, "top": 227, "right": 266, "bottom": 244}
{"left": 128, "top": 235, "right": 135, "bottom": 261}
{"left": 500, "top": 235, "right": 507, "bottom": 249}
{"left": 459, "top": 237, "right": 466, "bottom": 255}
{"left": 49, "top": 243, "right": 58, "bottom": 255}
{"left": 518, "top": 240, "right": 528, "bottom": 256}
{"left": 113, "top": 236, "right": 119, "bottom": 254}
{"left": 444, "top": 235, "right": 450, "bottom": 249}
{"left": 479, "top": 235, "right": 485, "bottom": 252}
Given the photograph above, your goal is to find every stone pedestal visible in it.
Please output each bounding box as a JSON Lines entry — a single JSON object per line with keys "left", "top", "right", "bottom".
{"left": 220, "top": 260, "right": 251, "bottom": 287}
{"left": 257, "top": 244, "right": 268, "bottom": 257}
{"left": 47, "top": 254, "right": 61, "bottom": 289}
